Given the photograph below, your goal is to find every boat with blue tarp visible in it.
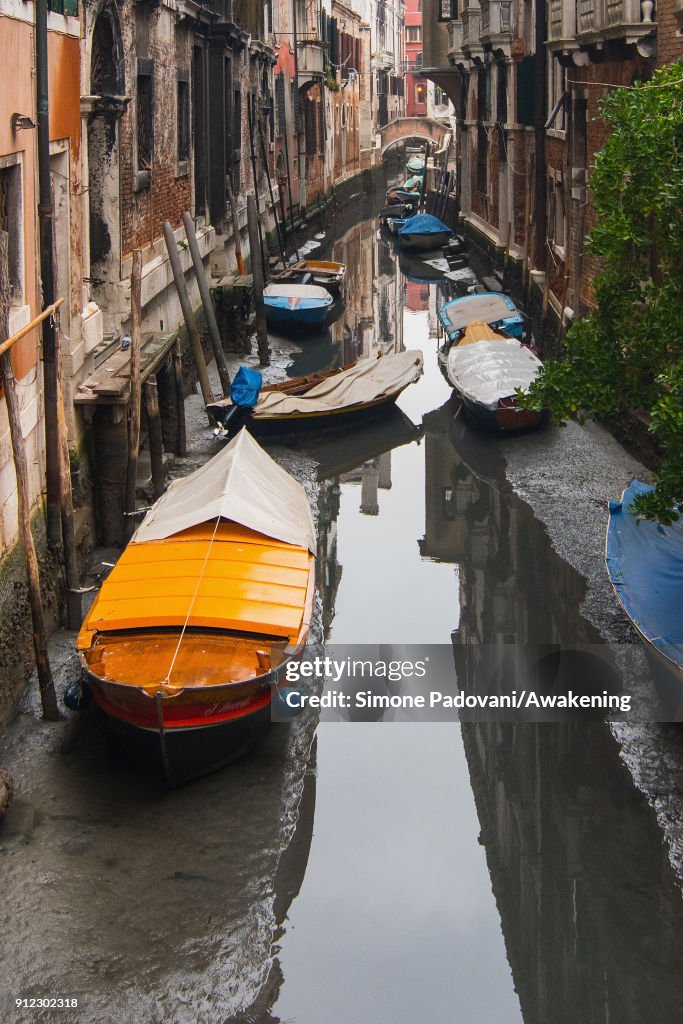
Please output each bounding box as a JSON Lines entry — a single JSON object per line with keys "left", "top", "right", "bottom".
{"left": 438, "top": 291, "right": 525, "bottom": 342}
{"left": 606, "top": 480, "right": 683, "bottom": 691}
{"left": 263, "top": 282, "right": 333, "bottom": 331}
{"left": 398, "top": 213, "right": 453, "bottom": 251}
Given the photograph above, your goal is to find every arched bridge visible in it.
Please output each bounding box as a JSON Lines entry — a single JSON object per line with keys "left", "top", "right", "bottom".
{"left": 379, "top": 117, "right": 450, "bottom": 156}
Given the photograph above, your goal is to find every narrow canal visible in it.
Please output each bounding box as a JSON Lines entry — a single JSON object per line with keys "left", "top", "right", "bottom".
{"left": 1, "top": 195, "right": 682, "bottom": 1023}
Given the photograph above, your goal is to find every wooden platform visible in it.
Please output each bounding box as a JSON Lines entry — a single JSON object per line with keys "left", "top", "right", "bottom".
{"left": 74, "top": 331, "right": 177, "bottom": 406}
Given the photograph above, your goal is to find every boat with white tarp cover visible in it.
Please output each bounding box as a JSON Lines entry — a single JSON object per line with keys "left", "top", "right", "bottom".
{"left": 207, "top": 350, "right": 424, "bottom": 436}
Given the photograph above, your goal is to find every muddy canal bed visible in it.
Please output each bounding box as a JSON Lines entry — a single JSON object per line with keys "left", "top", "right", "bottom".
{"left": 1, "top": 206, "right": 683, "bottom": 1023}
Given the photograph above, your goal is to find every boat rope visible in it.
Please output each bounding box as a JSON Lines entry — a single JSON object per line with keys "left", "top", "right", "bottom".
{"left": 164, "top": 514, "right": 222, "bottom": 686}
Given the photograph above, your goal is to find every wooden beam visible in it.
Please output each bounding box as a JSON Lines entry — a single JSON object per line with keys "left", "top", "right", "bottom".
{"left": 144, "top": 375, "right": 165, "bottom": 500}
{"left": 162, "top": 221, "right": 214, "bottom": 420}
{"left": 181, "top": 211, "right": 231, "bottom": 397}
{"left": 0, "top": 298, "right": 63, "bottom": 359}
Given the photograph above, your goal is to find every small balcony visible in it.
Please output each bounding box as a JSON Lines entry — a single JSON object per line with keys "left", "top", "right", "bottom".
{"left": 447, "top": 20, "right": 465, "bottom": 62}
{"left": 548, "top": 0, "right": 578, "bottom": 50}
{"left": 558, "top": 0, "right": 657, "bottom": 50}
{"left": 461, "top": 0, "right": 484, "bottom": 59}
{"left": 480, "top": 0, "right": 514, "bottom": 54}
{"left": 297, "top": 37, "right": 325, "bottom": 79}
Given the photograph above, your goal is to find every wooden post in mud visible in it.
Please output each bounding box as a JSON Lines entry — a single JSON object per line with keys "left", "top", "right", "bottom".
{"left": 126, "top": 249, "right": 143, "bottom": 517}
{"left": 163, "top": 221, "right": 214, "bottom": 420}
{"left": 51, "top": 205, "right": 82, "bottom": 630}
{"left": 247, "top": 194, "right": 270, "bottom": 367}
{"left": 55, "top": 326, "right": 82, "bottom": 629}
{"left": 181, "top": 212, "right": 231, "bottom": 397}
{"left": 226, "top": 179, "right": 246, "bottom": 275}
{"left": 172, "top": 341, "right": 187, "bottom": 456}
{"left": 143, "top": 376, "right": 165, "bottom": 499}
{"left": 0, "top": 231, "right": 59, "bottom": 720}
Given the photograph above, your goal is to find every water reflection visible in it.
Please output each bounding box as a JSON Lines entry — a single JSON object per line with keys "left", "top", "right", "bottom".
{"left": 2, "top": 201, "right": 682, "bottom": 1024}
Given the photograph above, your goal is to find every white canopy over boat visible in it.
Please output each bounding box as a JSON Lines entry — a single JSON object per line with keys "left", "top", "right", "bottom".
{"left": 441, "top": 293, "right": 520, "bottom": 331}
{"left": 447, "top": 339, "right": 542, "bottom": 410}
{"left": 252, "top": 350, "right": 423, "bottom": 418}
{"left": 133, "top": 428, "right": 316, "bottom": 553}
{"left": 263, "top": 282, "right": 332, "bottom": 304}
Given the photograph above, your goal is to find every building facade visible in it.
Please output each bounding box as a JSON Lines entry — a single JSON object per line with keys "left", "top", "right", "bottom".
{"left": 422, "top": 0, "right": 683, "bottom": 340}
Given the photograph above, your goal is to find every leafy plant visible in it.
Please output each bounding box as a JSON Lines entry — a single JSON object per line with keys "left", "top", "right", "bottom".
{"left": 519, "top": 61, "right": 683, "bottom": 522}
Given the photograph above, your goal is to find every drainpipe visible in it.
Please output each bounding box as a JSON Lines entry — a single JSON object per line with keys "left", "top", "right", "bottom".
{"left": 533, "top": 0, "right": 547, "bottom": 275}
{"left": 36, "top": 0, "right": 61, "bottom": 548}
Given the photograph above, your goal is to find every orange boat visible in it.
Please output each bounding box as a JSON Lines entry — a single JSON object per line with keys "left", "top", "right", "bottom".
{"left": 76, "top": 429, "right": 316, "bottom": 784}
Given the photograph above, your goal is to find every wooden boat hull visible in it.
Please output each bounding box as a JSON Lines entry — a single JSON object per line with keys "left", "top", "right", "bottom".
{"left": 399, "top": 231, "right": 452, "bottom": 251}
{"left": 208, "top": 352, "right": 424, "bottom": 438}
{"left": 264, "top": 299, "right": 331, "bottom": 330}
{"left": 274, "top": 260, "right": 346, "bottom": 298}
{"left": 459, "top": 394, "right": 547, "bottom": 433}
{"left": 83, "top": 657, "right": 295, "bottom": 785}
{"left": 214, "top": 387, "right": 411, "bottom": 438}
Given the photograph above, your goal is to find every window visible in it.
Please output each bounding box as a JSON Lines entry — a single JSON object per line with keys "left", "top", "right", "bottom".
{"left": 415, "top": 82, "right": 426, "bottom": 105}
{"left": 438, "top": 0, "right": 457, "bottom": 21}
{"left": 547, "top": 57, "right": 567, "bottom": 133}
{"left": 0, "top": 161, "right": 23, "bottom": 305}
{"left": 406, "top": 26, "right": 422, "bottom": 43}
{"left": 548, "top": 172, "right": 566, "bottom": 251}
{"left": 136, "top": 59, "right": 154, "bottom": 187}
{"left": 48, "top": 0, "right": 78, "bottom": 13}
{"left": 415, "top": 52, "right": 423, "bottom": 70}
{"left": 275, "top": 72, "right": 286, "bottom": 138}
{"left": 477, "top": 123, "right": 488, "bottom": 195}
{"left": 177, "top": 70, "right": 190, "bottom": 170}
{"left": 304, "top": 95, "right": 318, "bottom": 155}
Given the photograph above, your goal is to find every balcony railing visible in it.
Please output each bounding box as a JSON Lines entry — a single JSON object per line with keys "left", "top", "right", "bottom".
{"left": 480, "top": 0, "right": 513, "bottom": 42}
{"left": 447, "top": 19, "right": 464, "bottom": 61}
{"left": 297, "top": 38, "right": 325, "bottom": 77}
{"left": 548, "top": 0, "right": 576, "bottom": 44}
{"left": 550, "top": 0, "right": 655, "bottom": 47}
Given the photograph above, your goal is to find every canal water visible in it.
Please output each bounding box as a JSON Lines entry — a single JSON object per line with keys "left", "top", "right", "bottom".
{"left": 1, "top": 198, "right": 683, "bottom": 1023}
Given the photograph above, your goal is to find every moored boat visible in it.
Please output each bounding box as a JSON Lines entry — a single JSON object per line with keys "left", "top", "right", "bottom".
{"left": 441, "top": 320, "right": 545, "bottom": 432}
{"left": 398, "top": 213, "right": 453, "bottom": 251}
{"left": 263, "top": 282, "right": 333, "bottom": 331}
{"left": 438, "top": 291, "right": 525, "bottom": 342}
{"left": 606, "top": 480, "right": 683, "bottom": 692}
{"left": 273, "top": 259, "right": 346, "bottom": 297}
{"left": 207, "top": 350, "right": 424, "bottom": 437}
{"left": 76, "top": 429, "right": 316, "bottom": 785}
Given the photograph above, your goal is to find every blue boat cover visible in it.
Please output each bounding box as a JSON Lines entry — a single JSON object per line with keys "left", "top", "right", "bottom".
{"left": 606, "top": 480, "right": 683, "bottom": 675}
{"left": 230, "top": 366, "right": 262, "bottom": 408}
{"left": 399, "top": 214, "right": 452, "bottom": 237}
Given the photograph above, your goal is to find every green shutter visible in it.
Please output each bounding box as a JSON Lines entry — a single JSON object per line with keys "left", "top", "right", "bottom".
{"left": 516, "top": 57, "right": 535, "bottom": 127}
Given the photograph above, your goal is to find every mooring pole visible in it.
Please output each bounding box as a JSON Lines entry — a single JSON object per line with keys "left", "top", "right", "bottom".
{"left": 246, "top": 194, "right": 270, "bottom": 366}
{"left": 163, "top": 221, "right": 214, "bottom": 420}
{"left": 257, "top": 121, "right": 287, "bottom": 267}
{"left": 181, "top": 212, "right": 231, "bottom": 396}
{"left": 36, "top": 0, "right": 60, "bottom": 548}
{"left": 143, "top": 376, "right": 165, "bottom": 499}
{"left": 0, "top": 232, "right": 58, "bottom": 720}
{"left": 125, "top": 249, "right": 143, "bottom": 519}
{"left": 226, "top": 179, "right": 246, "bottom": 275}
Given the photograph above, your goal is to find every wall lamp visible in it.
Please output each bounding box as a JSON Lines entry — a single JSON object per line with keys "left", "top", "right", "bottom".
{"left": 11, "top": 113, "right": 36, "bottom": 132}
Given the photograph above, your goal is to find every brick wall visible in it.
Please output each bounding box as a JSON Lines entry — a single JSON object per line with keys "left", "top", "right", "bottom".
{"left": 120, "top": 8, "right": 194, "bottom": 257}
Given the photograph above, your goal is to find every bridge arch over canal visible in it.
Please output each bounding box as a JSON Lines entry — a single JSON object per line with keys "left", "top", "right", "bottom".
{"left": 379, "top": 117, "right": 450, "bottom": 156}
